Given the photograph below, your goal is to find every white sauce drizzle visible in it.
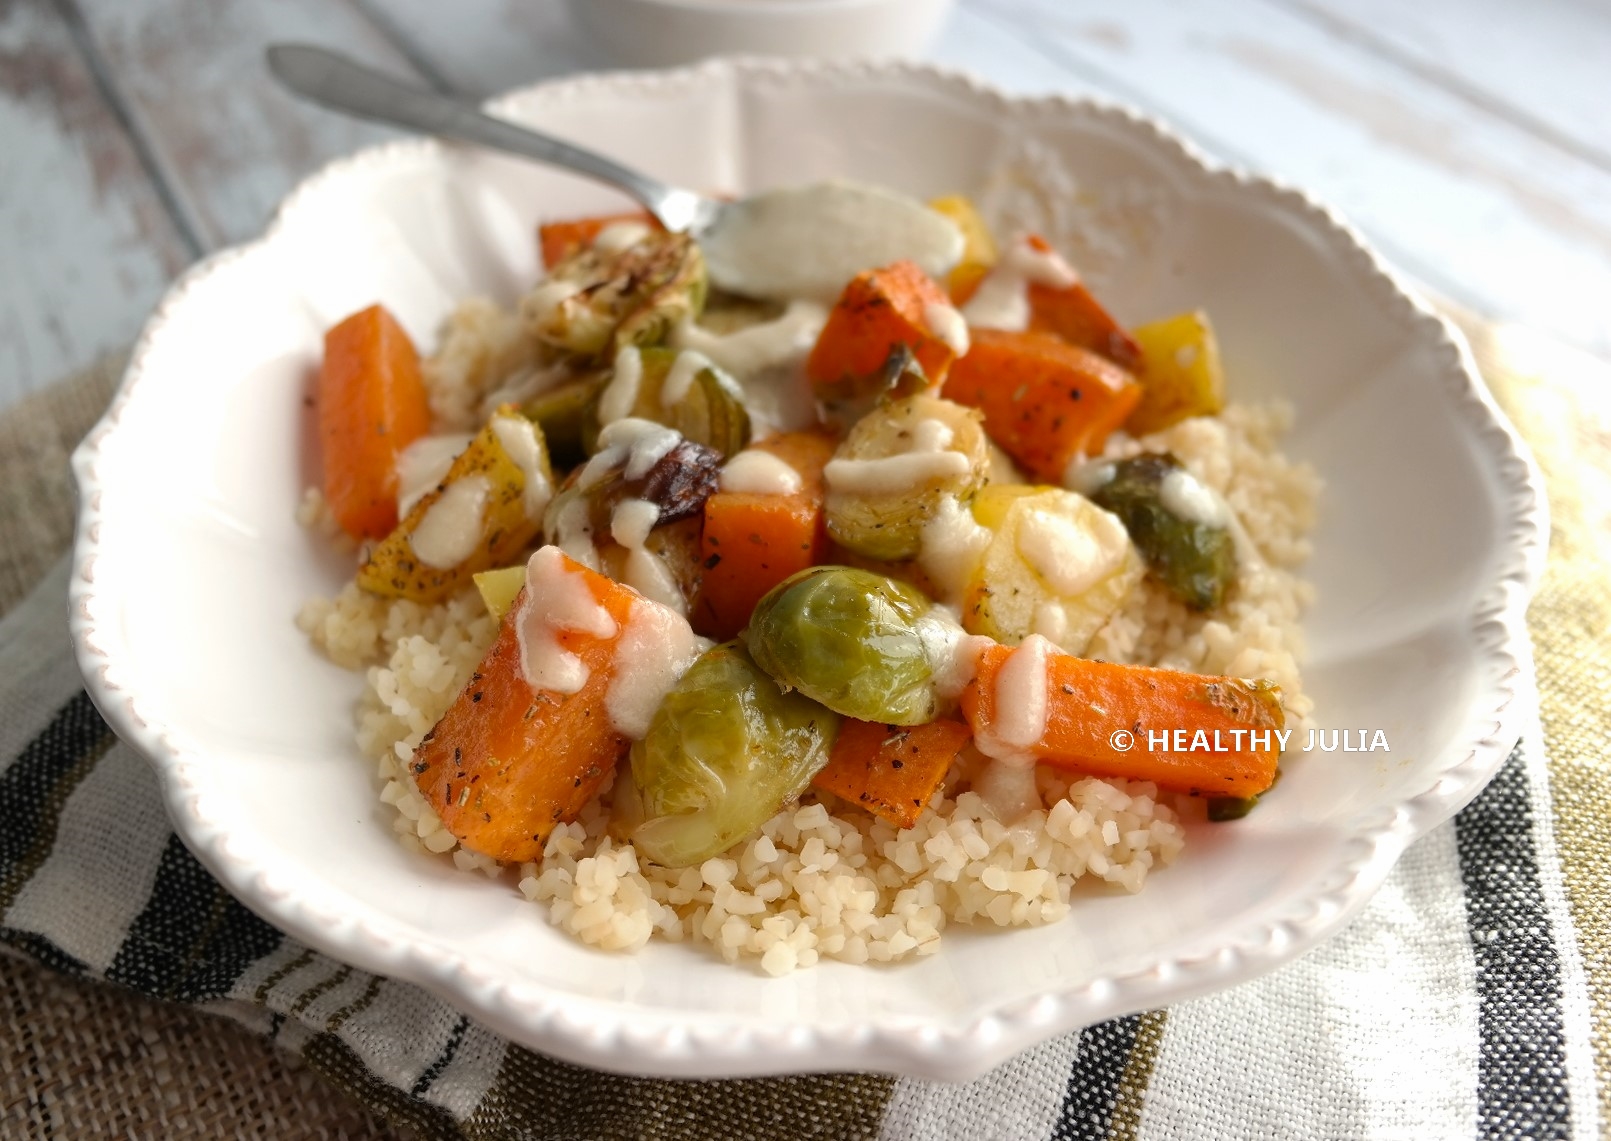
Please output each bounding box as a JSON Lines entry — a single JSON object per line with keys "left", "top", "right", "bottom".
{"left": 671, "top": 300, "right": 827, "bottom": 380}
{"left": 593, "top": 220, "right": 653, "bottom": 253}
{"left": 924, "top": 299, "right": 971, "bottom": 357}
{"left": 609, "top": 498, "right": 686, "bottom": 614}
{"left": 961, "top": 237, "right": 1081, "bottom": 332}
{"left": 1016, "top": 507, "right": 1125, "bottom": 598}
{"left": 395, "top": 433, "right": 473, "bottom": 518}
{"left": 408, "top": 475, "right": 490, "bottom": 569}
{"left": 974, "top": 758, "right": 1043, "bottom": 823}
{"left": 973, "top": 633, "right": 1052, "bottom": 771}
{"left": 596, "top": 344, "right": 643, "bottom": 426}
{"left": 916, "top": 495, "right": 992, "bottom": 605}
{"left": 604, "top": 599, "right": 712, "bottom": 739}
{"left": 521, "top": 277, "right": 583, "bottom": 327}
{"left": 551, "top": 493, "right": 600, "bottom": 570}
{"left": 515, "top": 546, "right": 618, "bottom": 694}
{"left": 914, "top": 610, "right": 990, "bottom": 701}
{"left": 1062, "top": 458, "right": 1116, "bottom": 498}
{"left": 824, "top": 418, "right": 970, "bottom": 494}
{"left": 490, "top": 415, "right": 553, "bottom": 520}
{"left": 1159, "top": 467, "right": 1230, "bottom": 527}
{"left": 1031, "top": 601, "right": 1071, "bottom": 647}
{"left": 720, "top": 449, "right": 802, "bottom": 495}
{"left": 579, "top": 418, "right": 682, "bottom": 490}
{"left": 661, "top": 349, "right": 712, "bottom": 408}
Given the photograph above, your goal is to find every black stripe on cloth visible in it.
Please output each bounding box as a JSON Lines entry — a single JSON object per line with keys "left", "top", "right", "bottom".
{"left": 1454, "top": 741, "right": 1573, "bottom": 1140}
{"left": 412, "top": 1014, "right": 470, "bottom": 1098}
{"left": 0, "top": 690, "right": 116, "bottom": 915}
{"left": 1050, "top": 1015, "right": 1142, "bottom": 1140}
{"left": 105, "top": 833, "right": 282, "bottom": 1002}
{"left": 0, "top": 928, "right": 88, "bottom": 975}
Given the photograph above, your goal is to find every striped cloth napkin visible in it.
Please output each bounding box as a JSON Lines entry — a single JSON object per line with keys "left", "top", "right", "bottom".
{"left": 2, "top": 316, "right": 1606, "bottom": 1139}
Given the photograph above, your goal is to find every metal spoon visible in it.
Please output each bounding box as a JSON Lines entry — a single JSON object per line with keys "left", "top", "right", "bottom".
{"left": 264, "top": 44, "right": 961, "bottom": 300}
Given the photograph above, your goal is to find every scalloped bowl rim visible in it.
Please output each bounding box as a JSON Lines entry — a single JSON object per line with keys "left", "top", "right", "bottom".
{"left": 68, "top": 56, "right": 1547, "bottom": 1080}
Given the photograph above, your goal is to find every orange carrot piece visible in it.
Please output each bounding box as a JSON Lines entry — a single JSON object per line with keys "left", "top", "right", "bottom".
{"left": 692, "top": 430, "right": 837, "bottom": 641}
{"left": 1023, "top": 236, "right": 1142, "bottom": 370}
{"left": 961, "top": 641, "right": 1285, "bottom": 798}
{"left": 813, "top": 717, "right": 971, "bottom": 829}
{"left": 943, "top": 328, "right": 1141, "bottom": 482}
{"left": 805, "top": 260, "right": 958, "bottom": 399}
{"left": 538, "top": 211, "right": 660, "bottom": 268}
{"left": 411, "top": 550, "right": 639, "bottom": 863}
{"left": 318, "top": 305, "right": 433, "bottom": 540}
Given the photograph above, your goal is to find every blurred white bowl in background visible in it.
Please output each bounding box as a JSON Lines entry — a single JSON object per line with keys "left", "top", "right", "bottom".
{"left": 565, "top": 0, "right": 957, "bottom": 67}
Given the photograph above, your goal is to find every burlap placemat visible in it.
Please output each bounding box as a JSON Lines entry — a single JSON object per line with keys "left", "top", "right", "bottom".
{"left": 3, "top": 312, "right": 1608, "bottom": 1137}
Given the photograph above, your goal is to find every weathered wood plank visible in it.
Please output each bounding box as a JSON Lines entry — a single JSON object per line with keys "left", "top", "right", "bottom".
{"left": 69, "top": 0, "right": 428, "bottom": 250}
{"left": 1274, "top": 0, "right": 1611, "bottom": 171}
{"left": 0, "top": 0, "right": 192, "bottom": 413}
{"left": 964, "top": 0, "right": 1611, "bottom": 358}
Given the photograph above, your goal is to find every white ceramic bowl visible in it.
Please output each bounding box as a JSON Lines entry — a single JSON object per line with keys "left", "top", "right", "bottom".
{"left": 70, "top": 58, "right": 1545, "bottom": 1080}
{"left": 567, "top": 0, "right": 956, "bottom": 68}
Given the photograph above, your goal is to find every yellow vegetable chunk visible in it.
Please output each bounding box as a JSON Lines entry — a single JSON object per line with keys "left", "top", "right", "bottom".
{"left": 473, "top": 565, "right": 527, "bottom": 619}
{"left": 1127, "top": 310, "right": 1227, "bottom": 436}
{"left": 928, "top": 195, "right": 998, "bottom": 302}
{"left": 357, "top": 407, "right": 554, "bottom": 602}
{"left": 963, "top": 485, "right": 1143, "bottom": 653}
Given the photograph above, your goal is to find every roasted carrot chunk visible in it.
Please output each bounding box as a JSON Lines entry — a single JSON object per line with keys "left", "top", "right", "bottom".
{"left": 692, "top": 430, "right": 837, "bottom": 641}
{"left": 812, "top": 717, "right": 972, "bottom": 829}
{"left": 806, "top": 260, "right": 959, "bottom": 403}
{"left": 411, "top": 548, "right": 640, "bottom": 863}
{"left": 538, "top": 211, "right": 660, "bottom": 268}
{"left": 961, "top": 639, "right": 1285, "bottom": 799}
{"left": 318, "top": 305, "right": 433, "bottom": 540}
{"left": 943, "top": 328, "right": 1141, "bottom": 482}
{"left": 1023, "top": 236, "right": 1142, "bottom": 370}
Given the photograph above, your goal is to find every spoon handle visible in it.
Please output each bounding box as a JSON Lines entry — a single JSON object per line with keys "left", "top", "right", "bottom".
{"left": 266, "top": 44, "right": 715, "bottom": 233}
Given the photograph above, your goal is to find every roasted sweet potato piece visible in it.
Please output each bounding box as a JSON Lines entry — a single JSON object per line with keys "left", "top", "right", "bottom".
{"left": 942, "top": 328, "right": 1141, "bottom": 482}
{"left": 806, "top": 260, "right": 960, "bottom": 407}
{"left": 318, "top": 305, "right": 433, "bottom": 540}
{"left": 1023, "top": 237, "right": 1142, "bottom": 370}
{"left": 812, "top": 717, "right": 971, "bottom": 829}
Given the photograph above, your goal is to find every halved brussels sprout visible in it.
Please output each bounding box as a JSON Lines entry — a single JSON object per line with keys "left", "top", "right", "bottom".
{"left": 588, "top": 346, "right": 750, "bottom": 458}
{"left": 520, "top": 373, "right": 605, "bottom": 470}
{"left": 824, "top": 394, "right": 990, "bottom": 561}
{"left": 520, "top": 231, "right": 707, "bottom": 360}
{"left": 962, "top": 484, "right": 1143, "bottom": 653}
{"left": 745, "top": 566, "right": 939, "bottom": 725}
{"left": 1081, "top": 452, "right": 1237, "bottom": 611}
{"left": 628, "top": 641, "right": 840, "bottom": 867}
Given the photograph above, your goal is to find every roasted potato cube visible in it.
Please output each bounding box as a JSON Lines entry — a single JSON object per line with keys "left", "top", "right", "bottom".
{"left": 1127, "top": 309, "right": 1227, "bottom": 435}
{"left": 928, "top": 194, "right": 999, "bottom": 303}
{"left": 357, "top": 407, "right": 554, "bottom": 602}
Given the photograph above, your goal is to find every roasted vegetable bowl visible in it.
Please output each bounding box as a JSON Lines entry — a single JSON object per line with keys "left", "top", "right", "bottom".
{"left": 71, "top": 59, "right": 1544, "bottom": 1079}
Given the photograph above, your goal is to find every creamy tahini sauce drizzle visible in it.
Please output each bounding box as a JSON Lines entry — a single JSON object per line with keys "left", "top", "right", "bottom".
{"left": 917, "top": 495, "right": 992, "bottom": 604}
{"left": 701, "top": 180, "right": 964, "bottom": 302}
{"left": 914, "top": 609, "right": 990, "bottom": 701}
{"left": 490, "top": 414, "right": 553, "bottom": 520}
{"left": 605, "top": 599, "right": 711, "bottom": 740}
{"left": 672, "top": 301, "right": 827, "bottom": 435}
{"left": 961, "top": 237, "right": 1080, "bottom": 332}
{"left": 579, "top": 418, "right": 681, "bottom": 491}
{"left": 1016, "top": 507, "right": 1123, "bottom": 598}
{"left": 824, "top": 419, "right": 970, "bottom": 495}
{"left": 1159, "top": 467, "right": 1230, "bottom": 527}
{"left": 409, "top": 475, "right": 490, "bottom": 568}
{"left": 924, "top": 299, "right": 971, "bottom": 357}
{"left": 970, "top": 633, "right": 1055, "bottom": 821}
{"left": 660, "top": 349, "right": 712, "bottom": 408}
{"left": 719, "top": 449, "right": 802, "bottom": 495}
{"left": 609, "top": 497, "right": 686, "bottom": 614}
{"left": 395, "top": 433, "right": 474, "bottom": 518}
{"left": 550, "top": 493, "right": 599, "bottom": 571}
{"left": 515, "top": 546, "right": 618, "bottom": 695}
{"left": 596, "top": 344, "right": 643, "bottom": 426}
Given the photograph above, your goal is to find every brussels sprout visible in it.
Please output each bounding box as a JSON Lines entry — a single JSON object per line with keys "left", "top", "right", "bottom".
{"left": 745, "top": 566, "right": 939, "bottom": 725}
{"left": 629, "top": 642, "right": 840, "bottom": 867}
{"left": 520, "top": 231, "right": 707, "bottom": 360}
{"left": 817, "top": 342, "right": 936, "bottom": 427}
{"left": 824, "top": 394, "right": 990, "bottom": 561}
{"left": 1081, "top": 452, "right": 1237, "bottom": 611}
{"left": 588, "top": 346, "right": 750, "bottom": 458}
{"left": 521, "top": 374, "right": 604, "bottom": 469}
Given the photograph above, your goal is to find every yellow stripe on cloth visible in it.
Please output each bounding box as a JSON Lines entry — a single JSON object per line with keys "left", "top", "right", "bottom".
{"left": 1457, "top": 316, "right": 1611, "bottom": 1123}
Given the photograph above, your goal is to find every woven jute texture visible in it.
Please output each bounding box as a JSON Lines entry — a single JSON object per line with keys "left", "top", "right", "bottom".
{"left": 0, "top": 356, "right": 406, "bottom": 1139}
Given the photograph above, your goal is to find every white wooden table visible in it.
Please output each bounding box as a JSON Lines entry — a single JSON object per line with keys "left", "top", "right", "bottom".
{"left": 3, "top": 0, "right": 1609, "bottom": 415}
